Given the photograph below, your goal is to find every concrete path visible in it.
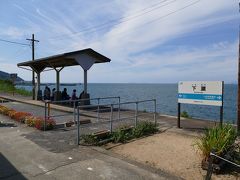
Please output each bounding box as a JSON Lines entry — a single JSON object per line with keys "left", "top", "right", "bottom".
{"left": 0, "top": 115, "right": 179, "bottom": 180}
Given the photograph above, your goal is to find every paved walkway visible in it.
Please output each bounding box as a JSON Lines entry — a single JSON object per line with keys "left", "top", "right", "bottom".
{"left": 0, "top": 115, "right": 179, "bottom": 180}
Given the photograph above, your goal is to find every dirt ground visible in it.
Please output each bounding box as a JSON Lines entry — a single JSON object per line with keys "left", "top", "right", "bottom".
{"left": 109, "top": 129, "right": 239, "bottom": 180}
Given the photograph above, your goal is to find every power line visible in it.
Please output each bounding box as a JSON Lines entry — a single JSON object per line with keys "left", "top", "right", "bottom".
{"left": 0, "top": 38, "right": 30, "bottom": 46}
{"left": 95, "top": 0, "right": 202, "bottom": 40}
{"left": 49, "top": 0, "right": 177, "bottom": 40}
{"left": 60, "top": 0, "right": 202, "bottom": 53}
{"left": 142, "top": 0, "right": 201, "bottom": 26}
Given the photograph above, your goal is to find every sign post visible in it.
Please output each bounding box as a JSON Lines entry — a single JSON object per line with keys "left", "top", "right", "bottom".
{"left": 178, "top": 81, "right": 224, "bottom": 128}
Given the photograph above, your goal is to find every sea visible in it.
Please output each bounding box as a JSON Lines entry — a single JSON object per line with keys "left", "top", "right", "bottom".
{"left": 17, "top": 83, "right": 237, "bottom": 123}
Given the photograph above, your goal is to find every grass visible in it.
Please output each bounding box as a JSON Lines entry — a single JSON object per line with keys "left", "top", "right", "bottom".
{"left": 0, "top": 79, "right": 31, "bottom": 96}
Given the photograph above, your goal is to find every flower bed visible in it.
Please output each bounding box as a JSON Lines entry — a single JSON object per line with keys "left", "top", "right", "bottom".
{"left": 0, "top": 105, "right": 56, "bottom": 131}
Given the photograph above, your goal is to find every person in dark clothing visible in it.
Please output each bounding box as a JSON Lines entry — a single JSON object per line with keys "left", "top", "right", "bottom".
{"left": 43, "top": 86, "right": 50, "bottom": 100}
{"left": 62, "top": 88, "right": 69, "bottom": 100}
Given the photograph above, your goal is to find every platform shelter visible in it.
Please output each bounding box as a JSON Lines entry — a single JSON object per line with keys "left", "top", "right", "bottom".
{"left": 17, "top": 48, "right": 111, "bottom": 101}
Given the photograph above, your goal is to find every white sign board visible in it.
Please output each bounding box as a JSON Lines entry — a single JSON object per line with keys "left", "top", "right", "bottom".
{"left": 178, "top": 81, "right": 223, "bottom": 106}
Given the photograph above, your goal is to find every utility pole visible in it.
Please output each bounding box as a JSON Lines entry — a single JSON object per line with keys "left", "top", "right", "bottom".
{"left": 237, "top": 2, "right": 240, "bottom": 134}
{"left": 26, "top": 34, "right": 39, "bottom": 100}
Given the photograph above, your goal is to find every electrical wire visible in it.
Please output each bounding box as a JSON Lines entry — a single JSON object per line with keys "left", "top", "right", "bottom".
{"left": 49, "top": 0, "right": 177, "bottom": 40}
{"left": 60, "top": 0, "right": 202, "bottom": 53}
{"left": 0, "top": 38, "right": 30, "bottom": 46}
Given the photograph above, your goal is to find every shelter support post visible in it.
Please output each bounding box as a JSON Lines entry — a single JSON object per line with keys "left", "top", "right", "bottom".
{"left": 81, "top": 69, "right": 90, "bottom": 105}
{"left": 54, "top": 67, "right": 64, "bottom": 101}
{"left": 36, "top": 72, "right": 42, "bottom": 100}
{"left": 37, "top": 73, "right": 40, "bottom": 91}
{"left": 84, "top": 70, "right": 87, "bottom": 94}
{"left": 56, "top": 70, "right": 60, "bottom": 92}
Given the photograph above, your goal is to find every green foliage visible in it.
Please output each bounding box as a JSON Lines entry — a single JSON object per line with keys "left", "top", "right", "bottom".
{"left": 80, "top": 134, "right": 99, "bottom": 145}
{"left": 194, "top": 124, "right": 237, "bottom": 161}
{"left": 181, "top": 111, "right": 191, "bottom": 118}
{"left": 112, "top": 127, "right": 133, "bottom": 143}
{"left": 113, "top": 121, "right": 158, "bottom": 143}
{"left": 0, "top": 79, "right": 31, "bottom": 96}
{"left": 133, "top": 121, "right": 158, "bottom": 138}
{"left": 15, "top": 88, "right": 32, "bottom": 96}
{"left": 80, "top": 121, "right": 158, "bottom": 145}
{"left": 0, "top": 79, "right": 15, "bottom": 92}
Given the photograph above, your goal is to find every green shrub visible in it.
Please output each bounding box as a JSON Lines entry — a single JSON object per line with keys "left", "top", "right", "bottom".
{"left": 194, "top": 124, "right": 237, "bottom": 161}
{"left": 112, "top": 127, "right": 133, "bottom": 143}
{"left": 133, "top": 121, "right": 158, "bottom": 138}
{"left": 112, "top": 122, "right": 157, "bottom": 143}
{"left": 80, "top": 134, "right": 99, "bottom": 145}
{"left": 80, "top": 122, "right": 158, "bottom": 145}
{"left": 181, "top": 111, "right": 191, "bottom": 118}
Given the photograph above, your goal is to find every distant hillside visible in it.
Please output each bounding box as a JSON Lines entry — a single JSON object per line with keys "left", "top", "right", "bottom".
{"left": 0, "top": 70, "right": 24, "bottom": 81}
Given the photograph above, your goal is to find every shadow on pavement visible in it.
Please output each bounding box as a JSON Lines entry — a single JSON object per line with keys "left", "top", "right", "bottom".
{"left": 0, "top": 122, "right": 16, "bottom": 128}
{"left": 0, "top": 153, "right": 27, "bottom": 180}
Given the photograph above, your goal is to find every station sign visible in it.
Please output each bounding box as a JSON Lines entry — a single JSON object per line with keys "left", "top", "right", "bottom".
{"left": 178, "top": 81, "right": 223, "bottom": 106}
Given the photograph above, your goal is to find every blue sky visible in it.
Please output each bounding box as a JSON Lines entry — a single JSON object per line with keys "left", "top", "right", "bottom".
{"left": 0, "top": 0, "right": 238, "bottom": 83}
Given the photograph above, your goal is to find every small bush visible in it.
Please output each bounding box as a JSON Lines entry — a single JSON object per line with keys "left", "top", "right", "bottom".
{"left": 112, "top": 127, "right": 133, "bottom": 143}
{"left": 194, "top": 124, "right": 237, "bottom": 161}
{"left": 112, "top": 122, "right": 157, "bottom": 143}
{"left": 133, "top": 121, "right": 158, "bottom": 138}
{"left": 35, "top": 117, "right": 56, "bottom": 130}
{"left": 80, "top": 134, "right": 99, "bottom": 145}
{"left": 181, "top": 111, "right": 191, "bottom": 118}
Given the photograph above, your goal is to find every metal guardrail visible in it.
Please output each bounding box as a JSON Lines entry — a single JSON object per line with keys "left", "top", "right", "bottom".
{"left": 76, "top": 99, "right": 157, "bottom": 145}
{"left": 205, "top": 152, "right": 240, "bottom": 180}
{"left": 43, "top": 96, "right": 120, "bottom": 131}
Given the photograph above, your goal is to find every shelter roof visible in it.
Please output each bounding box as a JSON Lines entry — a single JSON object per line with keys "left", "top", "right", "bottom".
{"left": 17, "top": 48, "right": 111, "bottom": 72}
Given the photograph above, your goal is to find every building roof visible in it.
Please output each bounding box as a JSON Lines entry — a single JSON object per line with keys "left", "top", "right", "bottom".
{"left": 17, "top": 48, "right": 111, "bottom": 72}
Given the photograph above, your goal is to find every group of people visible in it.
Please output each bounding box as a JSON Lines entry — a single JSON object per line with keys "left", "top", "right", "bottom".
{"left": 43, "top": 86, "right": 55, "bottom": 100}
{"left": 43, "top": 86, "right": 83, "bottom": 101}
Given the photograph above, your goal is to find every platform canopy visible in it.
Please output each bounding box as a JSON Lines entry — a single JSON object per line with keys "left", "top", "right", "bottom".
{"left": 18, "top": 48, "right": 110, "bottom": 72}
{"left": 17, "top": 48, "right": 111, "bottom": 100}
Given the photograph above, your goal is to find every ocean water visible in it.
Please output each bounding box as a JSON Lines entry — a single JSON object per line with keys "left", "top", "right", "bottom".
{"left": 17, "top": 83, "right": 237, "bottom": 123}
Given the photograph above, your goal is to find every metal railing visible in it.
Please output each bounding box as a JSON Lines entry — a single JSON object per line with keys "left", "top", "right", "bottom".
{"left": 43, "top": 96, "right": 120, "bottom": 131}
{"left": 205, "top": 152, "right": 240, "bottom": 180}
{"left": 76, "top": 99, "right": 157, "bottom": 145}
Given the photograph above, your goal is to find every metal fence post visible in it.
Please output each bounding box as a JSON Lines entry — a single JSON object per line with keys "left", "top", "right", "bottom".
{"left": 77, "top": 107, "right": 80, "bottom": 145}
{"left": 47, "top": 101, "right": 50, "bottom": 120}
{"left": 97, "top": 98, "right": 100, "bottom": 121}
{"left": 154, "top": 99, "right": 157, "bottom": 126}
{"left": 205, "top": 153, "right": 213, "bottom": 180}
{"left": 118, "top": 97, "right": 120, "bottom": 120}
{"left": 135, "top": 102, "right": 138, "bottom": 127}
{"left": 110, "top": 104, "right": 113, "bottom": 133}
{"left": 44, "top": 102, "right": 47, "bottom": 131}
{"left": 73, "top": 101, "right": 76, "bottom": 123}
